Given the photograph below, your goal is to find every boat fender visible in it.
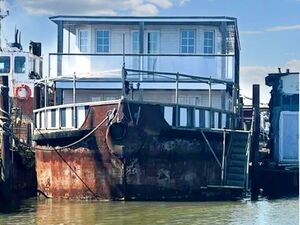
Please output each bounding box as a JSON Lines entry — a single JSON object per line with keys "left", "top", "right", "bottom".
{"left": 15, "top": 84, "right": 32, "bottom": 100}
{"left": 108, "top": 122, "right": 127, "bottom": 141}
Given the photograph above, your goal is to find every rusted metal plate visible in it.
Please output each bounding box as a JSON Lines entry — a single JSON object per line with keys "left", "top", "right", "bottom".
{"left": 35, "top": 100, "right": 245, "bottom": 200}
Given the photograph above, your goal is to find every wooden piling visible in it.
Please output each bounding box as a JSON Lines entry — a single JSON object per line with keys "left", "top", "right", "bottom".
{"left": 0, "top": 76, "right": 10, "bottom": 182}
{"left": 251, "top": 84, "right": 260, "bottom": 200}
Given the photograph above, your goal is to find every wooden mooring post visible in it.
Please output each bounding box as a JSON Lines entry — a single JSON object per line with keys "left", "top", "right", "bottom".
{"left": 250, "top": 84, "right": 260, "bottom": 200}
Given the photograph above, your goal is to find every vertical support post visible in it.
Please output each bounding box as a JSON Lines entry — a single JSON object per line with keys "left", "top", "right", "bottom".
{"left": 175, "top": 73, "right": 179, "bottom": 127}
{"left": 122, "top": 33, "right": 125, "bottom": 67}
{"left": 251, "top": 84, "right": 260, "bottom": 200}
{"left": 139, "top": 22, "right": 145, "bottom": 101}
{"left": 44, "top": 77, "right": 47, "bottom": 129}
{"left": 239, "top": 96, "right": 244, "bottom": 129}
{"left": 0, "top": 76, "right": 10, "bottom": 182}
{"left": 232, "top": 83, "right": 236, "bottom": 128}
{"left": 121, "top": 66, "right": 126, "bottom": 98}
{"left": 221, "top": 21, "right": 227, "bottom": 80}
{"left": 73, "top": 73, "right": 76, "bottom": 128}
{"left": 221, "top": 129, "right": 226, "bottom": 184}
{"left": 208, "top": 78, "right": 212, "bottom": 128}
{"left": 139, "top": 22, "right": 144, "bottom": 55}
{"left": 68, "top": 25, "right": 71, "bottom": 54}
{"left": 57, "top": 21, "right": 64, "bottom": 76}
{"left": 234, "top": 26, "right": 240, "bottom": 129}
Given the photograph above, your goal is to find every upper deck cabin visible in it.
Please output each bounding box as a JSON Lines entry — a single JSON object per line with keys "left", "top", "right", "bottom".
{"left": 49, "top": 16, "right": 240, "bottom": 110}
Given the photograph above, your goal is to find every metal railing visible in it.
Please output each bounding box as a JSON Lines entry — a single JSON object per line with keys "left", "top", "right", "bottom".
{"left": 49, "top": 53, "right": 235, "bottom": 81}
{"left": 34, "top": 99, "right": 236, "bottom": 131}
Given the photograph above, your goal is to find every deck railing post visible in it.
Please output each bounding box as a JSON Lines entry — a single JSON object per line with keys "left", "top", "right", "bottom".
{"left": 44, "top": 77, "right": 47, "bottom": 129}
{"left": 73, "top": 72, "right": 76, "bottom": 128}
{"left": 175, "top": 72, "right": 179, "bottom": 127}
{"left": 208, "top": 77, "right": 212, "bottom": 128}
{"left": 221, "top": 129, "right": 226, "bottom": 184}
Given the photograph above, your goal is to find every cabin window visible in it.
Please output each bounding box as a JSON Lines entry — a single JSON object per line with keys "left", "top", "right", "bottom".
{"left": 181, "top": 30, "right": 195, "bottom": 54}
{"left": 204, "top": 31, "right": 215, "bottom": 54}
{"left": 147, "top": 31, "right": 159, "bottom": 54}
{"left": 78, "top": 30, "right": 88, "bottom": 53}
{"left": 15, "top": 56, "right": 26, "bottom": 73}
{"left": 96, "top": 30, "right": 110, "bottom": 53}
{"left": 0, "top": 56, "right": 10, "bottom": 73}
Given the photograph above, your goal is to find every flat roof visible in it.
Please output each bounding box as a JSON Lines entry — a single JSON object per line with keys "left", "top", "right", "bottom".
{"left": 50, "top": 15, "right": 237, "bottom": 24}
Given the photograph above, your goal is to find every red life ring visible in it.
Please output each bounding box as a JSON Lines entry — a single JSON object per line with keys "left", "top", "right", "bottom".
{"left": 15, "top": 84, "right": 32, "bottom": 100}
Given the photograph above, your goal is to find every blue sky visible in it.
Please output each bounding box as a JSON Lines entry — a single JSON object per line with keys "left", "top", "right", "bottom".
{"left": 2, "top": 0, "right": 300, "bottom": 104}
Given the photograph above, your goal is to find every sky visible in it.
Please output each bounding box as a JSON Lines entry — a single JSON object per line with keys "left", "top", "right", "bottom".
{"left": 1, "top": 0, "right": 300, "bottom": 104}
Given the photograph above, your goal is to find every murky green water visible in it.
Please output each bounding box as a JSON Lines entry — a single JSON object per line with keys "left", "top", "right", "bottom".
{"left": 0, "top": 197, "right": 298, "bottom": 225}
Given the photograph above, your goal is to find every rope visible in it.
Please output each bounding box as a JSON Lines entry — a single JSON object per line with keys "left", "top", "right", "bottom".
{"left": 33, "top": 108, "right": 117, "bottom": 199}
{"left": 34, "top": 108, "right": 116, "bottom": 151}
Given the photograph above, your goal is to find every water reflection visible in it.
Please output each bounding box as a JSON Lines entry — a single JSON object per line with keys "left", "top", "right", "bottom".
{"left": 0, "top": 197, "right": 298, "bottom": 225}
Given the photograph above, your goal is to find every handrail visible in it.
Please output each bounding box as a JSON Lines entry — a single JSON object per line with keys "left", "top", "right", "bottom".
{"left": 49, "top": 52, "right": 235, "bottom": 57}
{"left": 125, "top": 68, "right": 234, "bottom": 85}
{"left": 33, "top": 99, "right": 120, "bottom": 113}
{"left": 33, "top": 99, "right": 236, "bottom": 116}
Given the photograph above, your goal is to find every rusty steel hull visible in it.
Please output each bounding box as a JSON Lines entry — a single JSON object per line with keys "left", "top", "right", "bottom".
{"left": 34, "top": 100, "right": 243, "bottom": 200}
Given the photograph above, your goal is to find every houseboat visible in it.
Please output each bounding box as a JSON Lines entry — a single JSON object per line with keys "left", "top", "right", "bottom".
{"left": 258, "top": 70, "right": 299, "bottom": 196}
{"left": 33, "top": 16, "right": 251, "bottom": 200}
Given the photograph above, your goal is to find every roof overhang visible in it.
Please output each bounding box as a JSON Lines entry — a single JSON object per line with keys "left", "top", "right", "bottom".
{"left": 50, "top": 15, "right": 237, "bottom": 24}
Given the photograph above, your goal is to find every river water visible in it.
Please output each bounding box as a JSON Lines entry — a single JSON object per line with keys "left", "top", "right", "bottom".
{"left": 0, "top": 197, "right": 298, "bottom": 225}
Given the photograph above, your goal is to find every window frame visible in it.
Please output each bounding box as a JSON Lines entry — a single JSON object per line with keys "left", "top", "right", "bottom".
{"left": 0, "top": 56, "right": 11, "bottom": 73}
{"left": 180, "top": 29, "right": 196, "bottom": 54}
{"left": 78, "top": 29, "right": 89, "bottom": 53}
{"left": 14, "top": 56, "right": 26, "bottom": 74}
{"left": 96, "top": 30, "right": 110, "bottom": 53}
{"left": 203, "top": 30, "right": 215, "bottom": 54}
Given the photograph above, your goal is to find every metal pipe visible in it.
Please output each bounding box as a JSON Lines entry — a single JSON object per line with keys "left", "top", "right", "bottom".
{"left": 176, "top": 72, "right": 179, "bottom": 127}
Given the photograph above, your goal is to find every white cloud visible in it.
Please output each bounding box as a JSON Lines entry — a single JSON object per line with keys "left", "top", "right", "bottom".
{"left": 240, "top": 30, "right": 262, "bottom": 35}
{"left": 178, "top": 0, "right": 190, "bottom": 6}
{"left": 17, "top": 0, "right": 188, "bottom": 16}
{"left": 266, "top": 24, "right": 300, "bottom": 32}
{"left": 286, "top": 59, "right": 300, "bottom": 71}
{"left": 240, "top": 59, "right": 300, "bottom": 104}
{"left": 241, "top": 23, "right": 300, "bottom": 35}
{"left": 131, "top": 3, "right": 159, "bottom": 15}
{"left": 147, "top": 0, "right": 173, "bottom": 8}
